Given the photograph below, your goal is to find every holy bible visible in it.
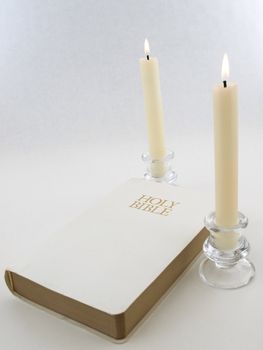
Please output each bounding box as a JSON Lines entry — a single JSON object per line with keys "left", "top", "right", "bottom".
{"left": 5, "top": 178, "right": 208, "bottom": 340}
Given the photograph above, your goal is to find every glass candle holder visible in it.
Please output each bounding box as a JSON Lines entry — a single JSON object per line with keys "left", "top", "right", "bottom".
{"left": 199, "top": 211, "right": 255, "bottom": 289}
{"left": 141, "top": 150, "right": 177, "bottom": 185}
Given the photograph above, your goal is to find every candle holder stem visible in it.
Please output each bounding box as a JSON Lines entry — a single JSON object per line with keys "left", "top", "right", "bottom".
{"left": 199, "top": 212, "right": 255, "bottom": 289}
{"left": 142, "top": 150, "right": 177, "bottom": 185}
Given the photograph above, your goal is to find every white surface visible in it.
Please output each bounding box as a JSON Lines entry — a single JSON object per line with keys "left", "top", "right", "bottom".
{"left": 11, "top": 178, "right": 206, "bottom": 314}
{"left": 1, "top": 0, "right": 263, "bottom": 349}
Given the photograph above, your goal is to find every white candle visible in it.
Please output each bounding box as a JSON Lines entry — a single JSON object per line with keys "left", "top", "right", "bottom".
{"left": 140, "top": 39, "right": 166, "bottom": 177}
{"left": 213, "top": 54, "right": 239, "bottom": 249}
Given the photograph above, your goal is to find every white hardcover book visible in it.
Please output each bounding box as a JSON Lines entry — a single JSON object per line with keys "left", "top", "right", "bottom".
{"left": 5, "top": 178, "right": 208, "bottom": 339}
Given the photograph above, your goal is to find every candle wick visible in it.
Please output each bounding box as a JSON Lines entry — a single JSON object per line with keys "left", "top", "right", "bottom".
{"left": 146, "top": 54, "right": 150, "bottom": 60}
{"left": 223, "top": 80, "right": 227, "bottom": 88}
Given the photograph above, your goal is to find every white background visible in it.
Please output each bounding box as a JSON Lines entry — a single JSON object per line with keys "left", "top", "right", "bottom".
{"left": 1, "top": 1, "right": 263, "bottom": 349}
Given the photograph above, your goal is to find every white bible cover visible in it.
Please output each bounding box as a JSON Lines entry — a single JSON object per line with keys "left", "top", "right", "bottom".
{"left": 5, "top": 178, "right": 208, "bottom": 339}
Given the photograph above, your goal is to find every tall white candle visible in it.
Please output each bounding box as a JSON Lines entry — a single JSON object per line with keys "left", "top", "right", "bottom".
{"left": 213, "top": 54, "right": 238, "bottom": 249}
{"left": 139, "top": 39, "right": 166, "bottom": 177}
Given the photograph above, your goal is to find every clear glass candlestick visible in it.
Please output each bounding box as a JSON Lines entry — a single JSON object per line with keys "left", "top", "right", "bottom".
{"left": 142, "top": 150, "right": 177, "bottom": 185}
{"left": 199, "top": 211, "right": 255, "bottom": 289}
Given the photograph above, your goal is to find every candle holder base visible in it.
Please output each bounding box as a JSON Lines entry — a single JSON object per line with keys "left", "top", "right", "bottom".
{"left": 199, "top": 212, "right": 255, "bottom": 289}
{"left": 142, "top": 150, "right": 177, "bottom": 185}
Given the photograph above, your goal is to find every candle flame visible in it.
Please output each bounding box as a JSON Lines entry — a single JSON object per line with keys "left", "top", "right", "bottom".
{"left": 144, "top": 38, "right": 150, "bottom": 55}
{"left": 221, "top": 53, "right": 230, "bottom": 81}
